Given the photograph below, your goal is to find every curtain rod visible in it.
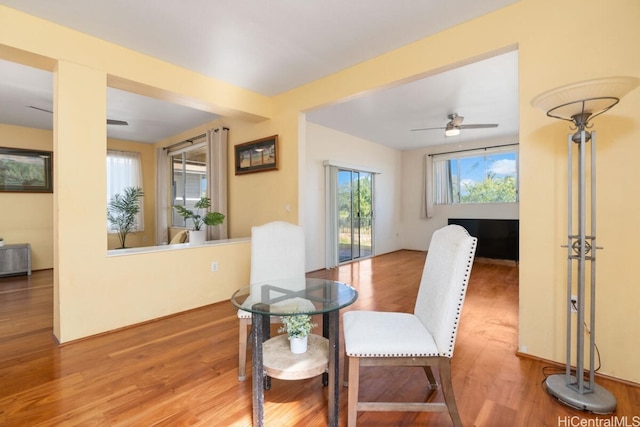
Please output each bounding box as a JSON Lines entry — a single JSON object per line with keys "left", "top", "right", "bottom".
{"left": 162, "top": 127, "right": 230, "bottom": 151}
{"left": 427, "top": 143, "right": 518, "bottom": 157}
{"left": 163, "top": 133, "right": 206, "bottom": 151}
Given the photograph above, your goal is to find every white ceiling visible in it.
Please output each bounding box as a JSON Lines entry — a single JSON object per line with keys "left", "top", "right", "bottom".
{"left": 0, "top": 0, "right": 519, "bottom": 147}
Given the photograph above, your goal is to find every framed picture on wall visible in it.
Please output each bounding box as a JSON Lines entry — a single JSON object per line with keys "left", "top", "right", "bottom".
{"left": 0, "top": 147, "right": 53, "bottom": 193}
{"left": 234, "top": 135, "right": 278, "bottom": 175}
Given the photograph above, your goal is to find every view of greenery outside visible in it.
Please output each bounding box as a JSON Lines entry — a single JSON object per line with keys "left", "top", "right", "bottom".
{"left": 440, "top": 151, "right": 518, "bottom": 204}
{"left": 338, "top": 171, "right": 373, "bottom": 261}
{"left": 461, "top": 173, "right": 517, "bottom": 203}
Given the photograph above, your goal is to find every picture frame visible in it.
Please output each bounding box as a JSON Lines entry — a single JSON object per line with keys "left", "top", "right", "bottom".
{"left": 0, "top": 147, "right": 53, "bottom": 193}
{"left": 235, "top": 135, "right": 279, "bottom": 175}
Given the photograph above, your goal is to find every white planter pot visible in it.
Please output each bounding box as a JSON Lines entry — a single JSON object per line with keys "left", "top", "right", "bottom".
{"left": 289, "top": 335, "right": 308, "bottom": 354}
{"left": 189, "top": 229, "right": 206, "bottom": 246}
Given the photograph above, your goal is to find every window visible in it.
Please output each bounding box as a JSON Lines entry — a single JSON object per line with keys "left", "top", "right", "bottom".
{"left": 432, "top": 146, "right": 518, "bottom": 204}
{"left": 106, "top": 150, "right": 143, "bottom": 230}
{"left": 170, "top": 142, "right": 207, "bottom": 228}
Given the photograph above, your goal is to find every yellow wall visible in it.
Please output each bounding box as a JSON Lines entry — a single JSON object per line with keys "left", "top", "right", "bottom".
{"left": 1, "top": 0, "right": 639, "bottom": 383}
{"left": 154, "top": 115, "right": 301, "bottom": 238}
{"left": 0, "top": 124, "right": 159, "bottom": 268}
{"left": 0, "top": 124, "right": 53, "bottom": 270}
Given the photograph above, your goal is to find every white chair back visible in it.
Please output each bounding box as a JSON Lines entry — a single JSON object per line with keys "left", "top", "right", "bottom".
{"left": 250, "top": 221, "right": 306, "bottom": 284}
{"left": 413, "top": 224, "right": 477, "bottom": 358}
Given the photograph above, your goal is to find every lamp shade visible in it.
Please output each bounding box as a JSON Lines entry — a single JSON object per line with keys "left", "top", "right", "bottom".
{"left": 531, "top": 76, "right": 639, "bottom": 122}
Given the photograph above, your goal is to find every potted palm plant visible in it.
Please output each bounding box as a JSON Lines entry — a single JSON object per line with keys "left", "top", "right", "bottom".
{"left": 278, "top": 314, "right": 317, "bottom": 354}
{"left": 173, "top": 196, "right": 225, "bottom": 245}
{"left": 107, "top": 186, "right": 144, "bottom": 249}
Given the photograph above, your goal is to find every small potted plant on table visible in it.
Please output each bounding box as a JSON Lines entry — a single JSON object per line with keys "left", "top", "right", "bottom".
{"left": 278, "top": 314, "right": 317, "bottom": 354}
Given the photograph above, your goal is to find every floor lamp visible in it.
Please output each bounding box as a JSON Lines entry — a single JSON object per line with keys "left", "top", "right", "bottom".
{"left": 531, "top": 76, "right": 639, "bottom": 413}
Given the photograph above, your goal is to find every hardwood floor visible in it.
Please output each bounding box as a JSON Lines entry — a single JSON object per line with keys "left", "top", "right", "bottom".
{"left": 1, "top": 251, "right": 638, "bottom": 426}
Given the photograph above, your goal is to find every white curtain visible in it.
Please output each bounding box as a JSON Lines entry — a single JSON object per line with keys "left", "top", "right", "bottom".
{"left": 324, "top": 165, "right": 339, "bottom": 269}
{"left": 433, "top": 158, "right": 453, "bottom": 205}
{"left": 206, "top": 127, "right": 228, "bottom": 240}
{"left": 423, "top": 154, "right": 433, "bottom": 218}
{"left": 156, "top": 148, "right": 169, "bottom": 244}
{"left": 106, "top": 150, "right": 143, "bottom": 231}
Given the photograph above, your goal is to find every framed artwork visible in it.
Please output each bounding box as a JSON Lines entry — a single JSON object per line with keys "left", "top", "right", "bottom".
{"left": 0, "top": 147, "right": 53, "bottom": 193}
{"left": 235, "top": 135, "right": 279, "bottom": 175}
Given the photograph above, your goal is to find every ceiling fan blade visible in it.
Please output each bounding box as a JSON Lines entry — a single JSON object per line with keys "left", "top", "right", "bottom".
{"left": 459, "top": 123, "right": 499, "bottom": 129}
{"left": 29, "top": 106, "right": 128, "bottom": 126}
{"left": 27, "top": 105, "right": 53, "bottom": 114}
{"left": 410, "top": 126, "right": 446, "bottom": 132}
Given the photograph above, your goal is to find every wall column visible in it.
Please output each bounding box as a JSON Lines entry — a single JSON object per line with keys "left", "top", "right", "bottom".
{"left": 53, "top": 61, "right": 106, "bottom": 342}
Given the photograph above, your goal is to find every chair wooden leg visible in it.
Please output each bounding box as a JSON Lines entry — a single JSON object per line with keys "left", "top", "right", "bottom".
{"left": 343, "top": 354, "right": 349, "bottom": 387}
{"left": 439, "top": 359, "right": 462, "bottom": 427}
{"left": 423, "top": 365, "right": 439, "bottom": 390}
{"left": 238, "top": 317, "right": 249, "bottom": 381}
{"left": 347, "top": 356, "right": 360, "bottom": 427}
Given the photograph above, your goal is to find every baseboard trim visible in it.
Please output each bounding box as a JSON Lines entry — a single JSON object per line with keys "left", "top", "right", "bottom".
{"left": 515, "top": 351, "right": 640, "bottom": 389}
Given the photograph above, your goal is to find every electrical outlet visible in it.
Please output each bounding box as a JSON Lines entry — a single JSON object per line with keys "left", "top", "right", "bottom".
{"left": 211, "top": 261, "right": 218, "bottom": 272}
{"left": 570, "top": 295, "right": 578, "bottom": 313}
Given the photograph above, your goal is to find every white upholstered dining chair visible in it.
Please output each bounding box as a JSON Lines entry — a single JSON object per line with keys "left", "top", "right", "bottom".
{"left": 343, "top": 224, "right": 477, "bottom": 426}
{"left": 237, "top": 221, "right": 309, "bottom": 381}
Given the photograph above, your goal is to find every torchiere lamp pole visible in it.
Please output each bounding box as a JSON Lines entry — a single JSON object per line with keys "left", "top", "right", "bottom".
{"left": 531, "top": 76, "right": 639, "bottom": 413}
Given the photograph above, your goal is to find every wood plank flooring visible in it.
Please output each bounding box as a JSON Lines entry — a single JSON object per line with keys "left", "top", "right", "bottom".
{"left": 0, "top": 250, "right": 638, "bottom": 426}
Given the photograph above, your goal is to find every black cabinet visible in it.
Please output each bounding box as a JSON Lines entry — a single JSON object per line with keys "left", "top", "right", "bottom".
{"left": 448, "top": 219, "right": 519, "bottom": 261}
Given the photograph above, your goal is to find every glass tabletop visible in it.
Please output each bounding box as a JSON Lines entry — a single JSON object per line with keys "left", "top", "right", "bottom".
{"left": 231, "top": 278, "right": 358, "bottom": 316}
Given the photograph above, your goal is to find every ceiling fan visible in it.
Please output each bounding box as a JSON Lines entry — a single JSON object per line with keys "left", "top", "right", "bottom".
{"left": 411, "top": 113, "right": 497, "bottom": 136}
{"left": 27, "top": 106, "right": 129, "bottom": 126}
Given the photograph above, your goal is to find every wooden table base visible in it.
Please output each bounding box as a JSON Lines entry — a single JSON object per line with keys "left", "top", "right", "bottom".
{"left": 263, "top": 334, "right": 329, "bottom": 380}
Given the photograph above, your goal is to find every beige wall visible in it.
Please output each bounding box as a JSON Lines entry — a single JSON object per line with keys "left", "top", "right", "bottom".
{"left": 304, "top": 122, "right": 403, "bottom": 271}
{"left": 1, "top": 0, "right": 639, "bottom": 383}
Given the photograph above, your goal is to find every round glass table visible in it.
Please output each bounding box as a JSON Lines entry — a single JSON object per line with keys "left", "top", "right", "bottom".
{"left": 231, "top": 278, "right": 358, "bottom": 427}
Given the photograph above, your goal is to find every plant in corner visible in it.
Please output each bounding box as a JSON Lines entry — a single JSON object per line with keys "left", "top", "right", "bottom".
{"left": 107, "top": 186, "right": 144, "bottom": 249}
{"left": 173, "top": 196, "right": 225, "bottom": 245}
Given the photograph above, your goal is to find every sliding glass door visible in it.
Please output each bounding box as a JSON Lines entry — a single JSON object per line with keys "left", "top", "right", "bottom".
{"left": 337, "top": 169, "right": 374, "bottom": 263}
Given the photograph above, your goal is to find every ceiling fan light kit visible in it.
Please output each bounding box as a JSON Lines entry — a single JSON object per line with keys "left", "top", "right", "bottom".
{"left": 444, "top": 126, "right": 461, "bottom": 136}
{"left": 531, "top": 76, "right": 639, "bottom": 414}
{"left": 411, "top": 112, "right": 498, "bottom": 136}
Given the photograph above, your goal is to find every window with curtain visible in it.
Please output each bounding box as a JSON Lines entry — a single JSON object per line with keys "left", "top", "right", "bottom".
{"left": 432, "top": 146, "right": 518, "bottom": 204}
{"left": 106, "top": 149, "right": 143, "bottom": 231}
{"left": 170, "top": 141, "right": 207, "bottom": 228}
{"left": 157, "top": 128, "right": 228, "bottom": 243}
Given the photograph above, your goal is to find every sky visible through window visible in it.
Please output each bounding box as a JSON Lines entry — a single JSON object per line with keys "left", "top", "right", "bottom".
{"left": 454, "top": 154, "right": 515, "bottom": 187}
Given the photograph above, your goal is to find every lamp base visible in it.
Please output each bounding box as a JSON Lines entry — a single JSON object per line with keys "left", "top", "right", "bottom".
{"left": 546, "top": 374, "right": 617, "bottom": 414}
